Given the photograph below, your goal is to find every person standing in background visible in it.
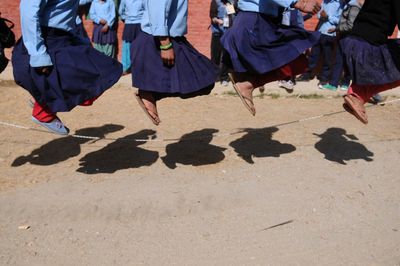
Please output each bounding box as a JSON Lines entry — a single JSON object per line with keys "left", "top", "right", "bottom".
{"left": 277, "top": 8, "right": 313, "bottom": 93}
{"left": 75, "top": 0, "right": 92, "bottom": 41}
{"left": 89, "top": 0, "right": 117, "bottom": 57}
{"left": 318, "top": 0, "right": 349, "bottom": 91}
{"left": 297, "top": 0, "right": 344, "bottom": 88}
{"left": 119, "top": 0, "right": 144, "bottom": 75}
{"left": 210, "top": 0, "right": 237, "bottom": 86}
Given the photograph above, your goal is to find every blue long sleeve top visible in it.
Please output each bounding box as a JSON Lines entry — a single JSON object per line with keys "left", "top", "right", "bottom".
{"left": 89, "top": 0, "right": 116, "bottom": 27}
{"left": 317, "top": 0, "right": 344, "bottom": 36}
{"left": 238, "top": 0, "right": 297, "bottom": 16}
{"left": 76, "top": 0, "right": 93, "bottom": 25}
{"left": 20, "top": 0, "right": 79, "bottom": 68}
{"left": 141, "top": 0, "right": 188, "bottom": 37}
{"left": 282, "top": 8, "right": 305, "bottom": 28}
{"left": 119, "top": 0, "right": 144, "bottom": 24}
{"left": 348, "top": 0, "right": 361, "bottom": 8}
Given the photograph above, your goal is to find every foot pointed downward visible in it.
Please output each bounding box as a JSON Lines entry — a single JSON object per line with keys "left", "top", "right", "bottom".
{"left": 134, "top": 92, "right": 161, "bottom": 126}
{"left": 229, "top": 73, "right": 256, "bottom": 116}
{"left": 31, "top": 116, "right": 70, "bottom": 135}
{"left": 343, "top": 94, "right": 368, "bottom": 124}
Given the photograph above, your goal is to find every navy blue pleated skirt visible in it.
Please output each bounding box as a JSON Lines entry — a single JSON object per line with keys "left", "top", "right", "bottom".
{"left": 341, "top": 36, "right": 400, "bottom": 85}
{"left": 221, "top": 11, "right": 320, "bottom": 74}
{"left": 12, "top": 27, "right": 122, "bottom": 113}
{"left": 122, "top": 24, "right": 141, "bottom": 42}
{"left": 92, "top": 23, "right": 117, "bottom": 44}
{"left": 130, "top": 30, "right": 218, "bottom": 98}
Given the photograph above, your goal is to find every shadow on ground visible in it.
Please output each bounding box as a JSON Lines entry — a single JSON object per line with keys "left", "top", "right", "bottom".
{"left": 314, "top": 127, "right": 374, "bottom": 165}
{"left": 229, "top": 127, "right": 296, "bottom": 164}
{"left": 161, "top": 128, "right": 226, "bottom": 169}
{"left": 77, "top": 129, "right": 159, "bottom": 174}
{"left": 12, "top": 124, "right": 124, "bottom": 167}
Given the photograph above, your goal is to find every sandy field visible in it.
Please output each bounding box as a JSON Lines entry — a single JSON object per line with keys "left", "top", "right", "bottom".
{"left": 1, "top": 65, "right": 400, "bottom": 265}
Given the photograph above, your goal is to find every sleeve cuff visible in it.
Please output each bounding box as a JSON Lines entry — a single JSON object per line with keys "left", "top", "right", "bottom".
{"left": 29, "top": 53, "right": 53, "bottom": 68}
{"left": 278, "top": 0, "right": 297, "bottom": 8}
{"left": 150, "top": 26, "right": 170, "bottom": 36}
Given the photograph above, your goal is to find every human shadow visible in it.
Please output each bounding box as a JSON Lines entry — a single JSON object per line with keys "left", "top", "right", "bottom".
{"left": 229, "top": 127, "right": 296, "bottom": 164}
{"left": 12, "top": 124, "right": 124, "bottom": 167}
{"left": 161, "top": 129, "right": 226, "bottom": 169}
{"left": 314, "top": 127, "right": 374, "bottom": 165}
{"left": 77, "top": 129, "right": 159, "bottom": 174}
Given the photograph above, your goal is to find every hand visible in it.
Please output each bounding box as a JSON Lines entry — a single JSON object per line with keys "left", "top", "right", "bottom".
{"left": 212, "top": 18, "right": 224, "bottom": 25}
{"left": 294, "top": 0, "right": 321, "bottom": 15}
{"left": 34, "top": 66, "right": 52, "bottom": 75}
{"left": 320, "top": 10, "right": 328, "bottom": 19}
{"left": 327, "top": 28, "right": 336, "bottom": 33}
{"left": 100, "top": 19, "right": 107, "bottom": 25}
{"left": 101, "top": 25, "right": 109, "bottom": 33}
{"left": 159, "top": 37, "right": 175, "bottom": 67}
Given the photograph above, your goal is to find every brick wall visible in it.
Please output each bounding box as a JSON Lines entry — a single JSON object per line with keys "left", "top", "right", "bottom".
{"left": 1, "top": 0, "right": 332, "bottom": 59}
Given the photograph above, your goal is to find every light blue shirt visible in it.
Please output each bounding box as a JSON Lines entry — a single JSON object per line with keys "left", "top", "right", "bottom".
{"left": 317, "top": 0, "right": 344, "bottom": 36}
{"left": 89, "top": 0, "right": 116, "bottom": 26}
{"left": 238, "top": 0, "right": 296, "bottom": 16}
{"left": 76, "top": 0, "right": 93, "bottom": 25}
{"left": 141, "top": 0, "right": 188, "bottom": 37}
{"left": 20, "top": 0, "right": 79, "bottom": 67}
{"left": 211, "top": 0, "right": 229, "bottom": 34}
{"left": 281, "top": 8, "right": 304, "bottom": 28}
{"left": 348, "top": 0, "right": 361, "bottom": 8}
{"left": 119, "top": 0, "right": 144, "bottom": 24}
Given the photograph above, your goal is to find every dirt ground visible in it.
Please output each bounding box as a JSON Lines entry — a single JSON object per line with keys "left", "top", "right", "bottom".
{"left": 1, "top": 65, "right": 400, "bottom": 265}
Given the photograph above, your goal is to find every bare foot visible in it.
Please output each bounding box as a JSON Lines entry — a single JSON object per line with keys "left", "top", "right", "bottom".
{"left": 135, "top": 91, "right": 161, "bottom": 125}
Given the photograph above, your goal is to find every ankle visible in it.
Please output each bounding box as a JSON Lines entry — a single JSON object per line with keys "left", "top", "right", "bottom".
{"left": 138, "top": 91, "right": 156, "bottom": 103}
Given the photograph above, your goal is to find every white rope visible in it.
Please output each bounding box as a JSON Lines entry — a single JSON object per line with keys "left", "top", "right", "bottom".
{"left": 0, "top": 97, "right": 399, "bottom": 142}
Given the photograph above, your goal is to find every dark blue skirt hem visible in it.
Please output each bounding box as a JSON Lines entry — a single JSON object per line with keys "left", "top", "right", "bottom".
{"left": 131, "top": 30, "right": 218, "bottom": 96}
{"left": 341, "top": 36, "right": 400, "bottom": 85}
{"left": 221, "top": 11, "right": 320, "bottom": 74}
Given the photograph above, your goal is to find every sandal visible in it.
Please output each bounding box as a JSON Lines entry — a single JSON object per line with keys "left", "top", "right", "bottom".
{"left": 228, "top": 73, "right": 256, "bottom": 116}
{"left": 343, "top": 94, "right": 368, "bottom": 124}
{"left": 134, "top": 93, "right": 161, "bottom": 126}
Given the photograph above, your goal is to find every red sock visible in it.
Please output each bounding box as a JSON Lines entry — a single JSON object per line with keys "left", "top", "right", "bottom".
{"left": 253, "top": 54, "right": 308, "bottom": 86}
{"left": 32, "top": 102, "right": 57, "bottom": 123}
{"left": 281, "top": 54, "right": 308, "bottom": 77}
{"left": 348, "top": 80, "right": 400, "bottom": 103}
{"left": 80, "top": 96, "right": 99, "bottom": 106}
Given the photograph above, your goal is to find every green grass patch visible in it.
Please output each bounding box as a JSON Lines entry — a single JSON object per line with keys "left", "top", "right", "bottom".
{"left": 295, "top": 93, "right": 325, "bottom": 99}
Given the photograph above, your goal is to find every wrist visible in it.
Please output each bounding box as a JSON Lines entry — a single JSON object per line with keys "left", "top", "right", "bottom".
{"left": 160, "top": 42, "right": 173, "bottom": 50}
